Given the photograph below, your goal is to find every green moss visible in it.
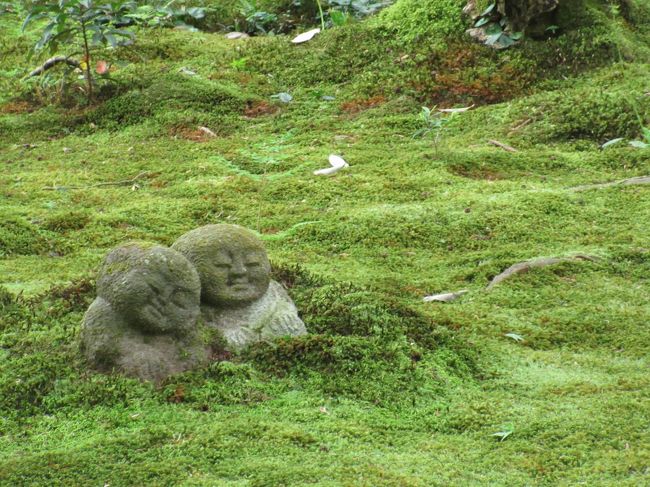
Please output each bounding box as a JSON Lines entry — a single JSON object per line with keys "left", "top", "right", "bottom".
{"left": 0, "top": 213, "right": 58, "bottom": 257}
{"left": 42, "top": 211, "right": 92, "bottom": 233}
{"left": 377, "top": 0, "right": 466, "bottom": 44}
{"left": 89, "top": 74, "right": 257, "bottom": 129}
{"left": 1, "top": 7, "right": 650, "bottom": 485}
{"left": 514, "top": 63, "right": 650, "bottom": 143}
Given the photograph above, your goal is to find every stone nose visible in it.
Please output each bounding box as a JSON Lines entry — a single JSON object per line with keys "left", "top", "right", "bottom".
{"left": 229, "top": 259, "right": 247, "bottom": 277}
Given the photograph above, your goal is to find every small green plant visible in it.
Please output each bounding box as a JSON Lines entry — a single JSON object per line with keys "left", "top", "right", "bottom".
{"left": 238, "top": 0, "right": 278, "bottom": 34}
{"left": 22, "top": 0, "right": 204, "bottom": 104}
{"left": 471, "top": 2, "right": 522, "bottom": 48}
{"left": 230, "top": 57, "right": 249, "bottom": 71}
{"left": 125, "top": 3, "right": 205, "bottom": 30}
{"left": 327, "top": 0, "right": 388, "bottom": 27}
{"left": 413, "top": 106, "right": 461, "bottom": 150}
{"left": 22, "top": 0, "right": 140, "bottom": 103}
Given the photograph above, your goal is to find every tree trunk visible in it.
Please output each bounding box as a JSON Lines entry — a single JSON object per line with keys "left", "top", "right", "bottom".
{"left": 496, "top": 0, "right": 559, "bottom": 31}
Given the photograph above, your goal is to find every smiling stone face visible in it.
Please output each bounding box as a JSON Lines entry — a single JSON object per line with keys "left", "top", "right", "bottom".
{"left": 97, "top": 244, "right": 201, "bottom": 335}
{"left": 172, "top": 224, "right": 271, "bottom": 308}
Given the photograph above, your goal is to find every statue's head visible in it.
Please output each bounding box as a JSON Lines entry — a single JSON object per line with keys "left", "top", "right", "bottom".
{"left": 96, "top": 244, "right": 201, "bottom": 335}
{"left": 172, "top": 224, "right": 271, "bottom": 308}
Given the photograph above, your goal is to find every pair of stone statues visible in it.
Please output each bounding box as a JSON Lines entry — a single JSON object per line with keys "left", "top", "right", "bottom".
{"left": 81, "top": 224, "right": 306, "bottom": 382}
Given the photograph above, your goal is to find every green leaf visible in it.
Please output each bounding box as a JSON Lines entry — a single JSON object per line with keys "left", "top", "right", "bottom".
{"left": 509, "top": 31, "right": 523, "bottom": 40}
{"left": 499, "top": 34, "right": 516, "bottom": 47}
{"left": 91, "top": 30, "right": 103, "bottom": 44}
{"left": 474, "top": 17, "right": 489, "bottom": 27}
{"left": 485, "top": 23, "right": 502, "bottom": 35}
{"left": 485, "top": 32, "right": 502, "bottom": 46}
{"left": 481, "top": 2, "right": 495, "bottom": 16}
{"left": 105, "top": 33, "right": 117, "bottom": 47}
{"left": 330, "top": 9, "right": 348, "bottom": 27}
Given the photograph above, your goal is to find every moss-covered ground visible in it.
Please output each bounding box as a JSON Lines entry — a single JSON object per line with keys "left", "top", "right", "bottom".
{"left": 1, "top": 0, "right": 649, "bottom": 484}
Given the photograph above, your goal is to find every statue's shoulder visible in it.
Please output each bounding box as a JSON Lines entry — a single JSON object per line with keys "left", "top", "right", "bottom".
{"left": 263, "top": 281, "right": 307, "bottom": 337}
{"left": 82, "top": 297, "right": 124, "bottom": 331}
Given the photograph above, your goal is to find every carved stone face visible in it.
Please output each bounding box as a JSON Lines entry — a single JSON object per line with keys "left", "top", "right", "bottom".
{"left": 117, "top": 268, "right": 200, "bottom": 333}
{"left": 201, "top": 244, "right": 270, "bottom": 306}
{"left": 172, "top": 224, "right": 272, "bottom": 308}
{"left": 97, "top": 245, "right": 201, "bottom": 334}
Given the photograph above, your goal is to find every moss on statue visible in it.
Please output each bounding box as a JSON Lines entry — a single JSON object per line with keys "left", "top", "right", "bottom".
{"left": 172, "top": 224, "right": 307, "bottom": 350}
{"left": 81, "top": 243, "right": 209, "bottom": 383}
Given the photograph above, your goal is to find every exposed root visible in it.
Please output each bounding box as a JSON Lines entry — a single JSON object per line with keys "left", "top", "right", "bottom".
{"left": 42, "top": 172, "right": 152, "bottom": 191}
{"left": 488, "top": 139, "right": 518, "bottom": 152}
{"left": 570, "top": 176, "right": 650, "bottom": 192}
{"left": 508, "top": 118, "right": 532, "bottom": 135}
{"left": 487, "top": 254, "right": 599, "bottom": 290}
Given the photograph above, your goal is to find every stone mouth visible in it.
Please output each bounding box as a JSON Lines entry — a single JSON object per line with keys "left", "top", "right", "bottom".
{"left": 229, "top": 283, "right": 253, "bottom": 290}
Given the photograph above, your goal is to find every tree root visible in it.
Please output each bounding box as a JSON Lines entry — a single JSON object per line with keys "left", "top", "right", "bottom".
{"left": 570, "top": 176, "right": 650, "bottom": 192}
{"left": 42, "top": 172, "right": 152, "bottom": 191}
{"left": 29, "top": 56, "right": 81, "bottom": 77}
{"left": 488, "top": 139, "right": 518, "bottom": 152}
{"left": 487, "top": 254, "right": 599, "bottom": 290}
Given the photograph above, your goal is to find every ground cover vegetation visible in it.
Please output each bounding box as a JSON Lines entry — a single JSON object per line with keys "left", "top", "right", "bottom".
{"left": 1, "top": 0, "right": 649, "bottom": 484}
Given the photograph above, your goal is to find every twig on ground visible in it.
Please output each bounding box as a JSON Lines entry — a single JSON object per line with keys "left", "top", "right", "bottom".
{"left": 29, "top": 56, "right": 81, "bottom": 77}
{"left": 569, "top": 176, "right": 650, "bottom": 191}
{"left": 488, "top": 140, "right": 518, "bottom": 152}
{"left": 42, "top": 171, "right": 152, "bottom": 191}
{"left": 487, "top": 254, "right": 599, "bottom": 290}
{"left": 508, "top": 118, "right": 532, "bottom": 135}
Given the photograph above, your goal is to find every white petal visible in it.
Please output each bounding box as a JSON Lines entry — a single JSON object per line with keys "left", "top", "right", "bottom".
{"left": 328, "top": 154, "right": 348, "bottom": 168}
{"left": 292, "top": 28, "right": 321, "bottom": 44}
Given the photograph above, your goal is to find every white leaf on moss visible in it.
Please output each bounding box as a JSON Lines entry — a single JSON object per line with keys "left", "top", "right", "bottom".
{"left": 439, "top": 105, "right": 474, "bottom": 113}
{"left": 423, "top": 290, "right": 468, "bottom": 303}
{"left": 225, "top": 31, "right": 249, "bottom": 40}
{"left": 292, "top": 28, "right": 321, "bottom": 44}
{"left": 504, "top": 333, "right": 524, "bottom": 342}
{"left": 601, "top": 138, "right": 624, "bottom": 149}
{"left": 314, "top": 154, "right": 349, "bottom": 176}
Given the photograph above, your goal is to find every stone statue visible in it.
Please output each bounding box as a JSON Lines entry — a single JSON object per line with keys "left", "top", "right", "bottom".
{"left": 80, "top": 243, "right": 209, "bottom": 383}
{"left": 172, "top": 224, "right": 306, "bottom": 350}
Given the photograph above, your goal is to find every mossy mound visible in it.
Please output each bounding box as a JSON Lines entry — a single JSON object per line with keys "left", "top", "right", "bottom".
{"left": 0, "top": 213, "right": 59, "bottom": 257}
{"left": 0, "top": 264, "right": 477, "bottom": 418}
{"left": 88, "top": 73, "right": 258, "bottom": 130}
{"left": 513, "top": 63, "right": 650, "bottom": 143}
{"left": 377, "top": 0, "right": 466, "bottom": 44}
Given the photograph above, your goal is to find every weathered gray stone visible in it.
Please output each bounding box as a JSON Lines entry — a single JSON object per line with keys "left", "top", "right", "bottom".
{"left": 172, "top": 224, "right": 307, "bottom": 350}
{"left": 81, "top": 243, "right": 208, "bottom": 383}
